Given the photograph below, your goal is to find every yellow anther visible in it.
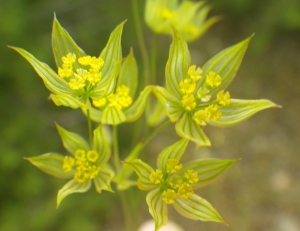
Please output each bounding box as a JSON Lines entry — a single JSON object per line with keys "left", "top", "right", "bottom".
{"left": 179, "top": 78, "right": 196, "bottom": 94}
{"left": 149, "top": 169, "right": 163, "bottom": 184}
{"left": 62, "top": 156, "right": 75, "bottom": 172}
{"left": 169, "top": 175, "right": 182, "bottom": 188}
{"left": 74, "top": 170, "right": 86, "bottom": 183}
{"left": 197, "top": 87, "right": 211, "bottom": 102}
{"left": 184, "top": 170, "right": 199, "bottom": 184}
{"left": 107, "top": 94, "right": 122, "bottom": 109}
{"left": 74, "top": 150, "right": 86, "bottom": 161}
{"left": 83, "top": 165, "right": 100, "bottom": 179}
{"left": 194, "top": 110, "right": 209, "bottom": 126}
{"left": 166, "top": 159, "right": 182, "bottom": 174}
{"left": 184, "top": 25, "right": 200, "bottom": 36}
{"left": 117, "top": 85, "right": 130, "bottom": 96}
{"left": 89, "top": 57, "right": 104, "bottom": 70}
{"left": 177, "top": 183, "right": 194, "bottom": 199}
{"left": 181, "top": 94, "right": 196, "bottom": 111}
{"left": 86, "top": 68, "right": 101, "bottom": 86}
{"left": 188, "top": 65, "right": 202, "bottom": 81}
{"left": 205, "top": 104, "right": 222, "bottom": 121}
{"left": 161, "top": 8, "right": 174, "bottom": 19}
{"left": 93, "top": 98, "right": 107, "bottom": 107}
{"left": 78, "top": 56, "right": 92, "bottom": 66}
{"left": 74, "top": 69, "right": 88, "bottom": 80}
{"left": 162, "top": 189, "right": 177, "bottom": 204}
{"left": 86, "top": 150, "right": 99, "bottom": 163}
{"left": 206, "top": 71, "right": 222, "bottom": 88}
{"left": 217, "top": 90, "right": 231, "bottom": 106}
{"left": 58, "top": 67, "right": 73, "bottom": 78}
{"left": 68, "top": 76, "right": 86, "bottom": 90}
{"left": 62, "top": 53, "right": 76, "bottom": 64}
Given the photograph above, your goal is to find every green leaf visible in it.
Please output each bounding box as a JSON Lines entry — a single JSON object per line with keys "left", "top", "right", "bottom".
{"left": 94, "top": 21, "right": 125, "bottom": 97}
{"left": 175, "top": 113, "right": 211, "bottom": 147}
{"left": 208, "top": 99, "right": 281, "bottom": 128}
{"left": 145, "top": 0, "right": 169, "bottom": 34}
{"left": 9, "top": 46, "right": 72, "bottom": 95}
{"left": 180, "top": 159, "right": 237, "bottom": 189}
{"left": 125, "top": 159, "right": 156, "bottom": 191}
{"left": 157, "top": 139, "right": 188, "bottom": 173}
{"left": 146, "top": 100, "right": 167, "bottom": 127}
{"left": 51, "top": 94, "right": 90, "bottom": 109}
{"left": 146, "top": 188, "right": 168, "bottom": 231}
{"left": 101, "top": 106, "right": 126, "bottom": 125}
{"left": 52, "top": 16, "right": 86, "bottom": 69}
{"left": 93, "top": 126, "right": 111, "bottom": 164}
{"left": 124, "top": 86, "right": 154, "bottom": 122}
{"left": 56, "top": 123, "right": 89, "bottom": 154}
{"left": 173, "top": 194, "right": 225, "bottom": 223}
{"left": 26, "top": 153, "right": 73, "bottom": 179}
{"left": 153, "top": 86, "right": 183, "bottom": 122}
{"left": 198, "top": 35, "right": 253, "bottom": 97}
{"left": 93, "top": 166, "right": 114, "bottom": 193}
{"left": 118, "top": 48, "right": 138, "bottom": 98}
{"left": 165, "top": 28, "right": 191, "bottom": 98}
{"left": 57, "top": 179, "right": 91, "bottom": 207}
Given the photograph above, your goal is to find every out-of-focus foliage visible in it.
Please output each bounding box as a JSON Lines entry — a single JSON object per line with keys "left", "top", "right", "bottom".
{"left": 1, "top": 0, "right": 300, "bottom": 231}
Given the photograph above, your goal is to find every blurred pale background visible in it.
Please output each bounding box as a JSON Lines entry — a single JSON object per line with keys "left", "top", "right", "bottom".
{"left": 0, "top": 0, "right": 299, "bottom": 230}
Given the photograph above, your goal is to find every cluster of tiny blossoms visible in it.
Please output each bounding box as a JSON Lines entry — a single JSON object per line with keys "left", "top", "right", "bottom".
{"left": 93, "top": 85, "right": 132, "bottom": 110}
{"left": 149, "top": 159, "right": 199, "bottom": 204}
{"left": 58, "top": 53, "right": 104, "bottom": 90}
{"left": 180, "top": 65, "right": 231, "bottom": 126}
{"left": 62, "top": 150, "right": 101, "bottom": 183}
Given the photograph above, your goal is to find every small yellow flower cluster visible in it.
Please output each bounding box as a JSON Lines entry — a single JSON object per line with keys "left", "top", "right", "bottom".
{"left": 58, "top": 53, "right": 104, "bottom": 90}
{"left": 149, "top": 159, "right": 199, "bottom": 204}
{"left": 180, "top": 65, "right": 203, "bottom": 111}
{"left": 179, "top": 66, "right": 231, "bottom": 126}
{"left": 62, "top": 149, "right": 101, "bottom": 183}
{"left": 93, "top": 85, "right": 132, "bottom": 110}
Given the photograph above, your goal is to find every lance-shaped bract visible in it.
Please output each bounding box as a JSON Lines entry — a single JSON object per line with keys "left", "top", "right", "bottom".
{"left": 145, "top": 0, "right": 221, "bottom": 42}
{"left": 10, "top": 16, "right": 124, "bottom": 109}
{"left": 26, "top": 124, "right": 114, "bottom": 207}
{"left": 126, "top": 139, "right": 237, "bottom": 230}
{"left": 83, "top": 49, "right": 155, "bottom": 125}
{"left": 153, "top": 29, "right": 280, "bottom": 146}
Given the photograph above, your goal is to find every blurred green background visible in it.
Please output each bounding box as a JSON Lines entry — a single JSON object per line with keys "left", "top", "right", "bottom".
{"left": 1, "top": 0, "right": 299, "bottom": 230}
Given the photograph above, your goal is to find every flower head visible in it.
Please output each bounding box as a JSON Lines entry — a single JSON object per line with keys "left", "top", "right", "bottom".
{"left": 153, "top": 29, "right": 279, "bottom": 147}
{"left": 11, "top": 17, "right": 125, "bottom": 109}
{"left": 26, "top": 124, "right": 113, "bottom": 207}
{"left": 127, "top": 139, "right": 237, "bottom": 230}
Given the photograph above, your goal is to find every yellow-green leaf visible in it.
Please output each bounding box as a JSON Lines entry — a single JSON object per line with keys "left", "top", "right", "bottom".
{"left": 175, "top": 113, "right": 211, "bottom": 147}
{"left": 157, "top": 139, "right": 188, "bottom": 173}
{"left": 125, "top": 159, "right": 156, "bottom": 191}
{"left": 26, "top": 153, "right": 73, "bottom": 179}
{"left": 93, "top": 167, "right": 114, "bottom": 193}
{"left": 174, "top": 194, "right": 225, "bottom": 223}
{"left": 51, "top": 93, "right": 90, "bottom": 109}
{"left": 118, "top": 48, "right": 138, "bottom": 98}
{"left": 52, "top": 16, "right": 86, "bottom": 69}
{"left": 208, "top": 99, "right": 281, "bottom": 128}
{"left": 153, "top": 86, "right": 183, "bottom": 122}
{"left": 93, "top": 125, "right": 111, "bottom": 164}
{"left": 57, "top": 179, "right": 91, "bottom": 207}
{"left": 146, "top": 188, "right": 168, "bottom": 231}
{"left": 101, "top": 106, "right": 126, "bottom": 125}
{"left": 165, "top": 28, "right": 191, "bottom": 98}
{"left": 56, "top": 123, "right": 89, "bottom": 154}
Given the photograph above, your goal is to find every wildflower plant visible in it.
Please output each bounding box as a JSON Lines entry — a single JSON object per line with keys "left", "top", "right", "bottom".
{"left": 10, "top": 1, "right": 280, "bottom": 230}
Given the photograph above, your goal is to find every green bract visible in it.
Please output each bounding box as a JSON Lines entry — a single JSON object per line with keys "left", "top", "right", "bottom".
{"left": 10, "top": 16, "right": 124, "bottom": 109}
{"left": 26, "top": 124, "right": 113, "bottom": 207}
{"left": 126, "top": 139, "right": 236, "bottom": 230}
{"left": 145, "top": 0, "right": 220, "bottom": 42}
{"left": 82, "top": 49, "right": 154, "bottom": 125}
{"left": 153, "top": 29, "right": 280, "bottom": 146}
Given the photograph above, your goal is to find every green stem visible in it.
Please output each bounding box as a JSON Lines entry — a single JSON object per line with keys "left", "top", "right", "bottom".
{"left": 86, "top": 109, "right": 93, "bottom": 147}
{"left": 131, "top": 0, "right": 151, "bottom": 85}
{"left": 150, "top": 33, "right": 158, "bottom": 84}
{"left": 112, "top": 125, "right": 121, "bottom": 174}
